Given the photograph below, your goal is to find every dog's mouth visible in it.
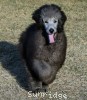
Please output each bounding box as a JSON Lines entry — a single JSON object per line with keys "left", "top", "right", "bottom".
{"left": 48, "top": 33, "right": 57, "bottom": 44}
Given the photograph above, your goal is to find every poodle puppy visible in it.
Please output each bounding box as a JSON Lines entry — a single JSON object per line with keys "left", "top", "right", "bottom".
{"left": 19, "top": 4, "right": 67, "bottom": 92}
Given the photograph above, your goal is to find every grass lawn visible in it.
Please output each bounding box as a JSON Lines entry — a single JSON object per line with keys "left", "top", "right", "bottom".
{"left": 0, "top": 0, "right": 87, "bottom": 100}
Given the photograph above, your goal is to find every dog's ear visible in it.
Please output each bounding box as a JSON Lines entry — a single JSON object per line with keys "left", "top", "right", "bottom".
{"left": 57, "top": 10, "right": 67, "bottom": 33}
{"left": 32, "top": 8, "right": 41, "bottom": 24}
{"left": 61, "top": 11, "right": 67, "bottom": 25}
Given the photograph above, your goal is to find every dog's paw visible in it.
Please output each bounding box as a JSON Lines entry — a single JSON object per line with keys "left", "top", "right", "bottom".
{"left": 32, "top": 87, "right": 47, "bottom": 93}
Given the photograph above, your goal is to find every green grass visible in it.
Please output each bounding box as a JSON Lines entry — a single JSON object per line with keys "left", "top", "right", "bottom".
{"left": 0, "top": 0, "right": 87, "bottom": 100}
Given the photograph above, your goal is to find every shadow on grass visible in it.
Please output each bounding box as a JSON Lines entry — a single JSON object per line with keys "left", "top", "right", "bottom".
{"left": 0, "top": 41, "right": 29, "bottom": 91}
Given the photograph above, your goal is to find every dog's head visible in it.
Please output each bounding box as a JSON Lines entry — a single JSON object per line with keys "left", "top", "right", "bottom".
{"left": 32, "top": 4, "right": 67, "bottom": 44}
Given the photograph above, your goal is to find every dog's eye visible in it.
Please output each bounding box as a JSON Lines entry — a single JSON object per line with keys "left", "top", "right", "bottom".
{"left": 54, "top": 20, "right": 57, "bottom": 23}
{"left": 44, "top": 21, "right": 48, "bottom": 23}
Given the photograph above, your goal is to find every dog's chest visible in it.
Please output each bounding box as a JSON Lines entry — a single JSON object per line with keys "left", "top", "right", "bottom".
{"left": 35, "top": 35, "right": 58, "bottom": 64}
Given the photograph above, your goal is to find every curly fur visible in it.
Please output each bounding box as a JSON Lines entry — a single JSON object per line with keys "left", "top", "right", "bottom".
{"left": 19, "top": 4, "right": 67, "bottom": 92}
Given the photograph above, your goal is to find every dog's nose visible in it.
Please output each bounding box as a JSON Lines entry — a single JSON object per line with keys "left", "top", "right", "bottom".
{"left": 49, "top": 28, "right": 54, "bottom": 34}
